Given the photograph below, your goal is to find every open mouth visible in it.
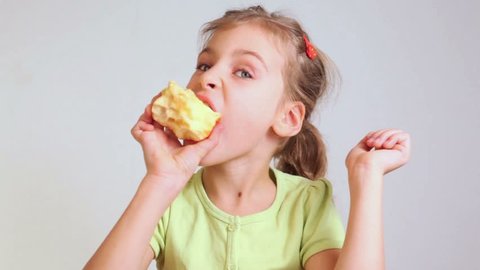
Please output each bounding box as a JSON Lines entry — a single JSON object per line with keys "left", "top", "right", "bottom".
{"left": 196, "top": 94, "right": 216, "bottom": 112}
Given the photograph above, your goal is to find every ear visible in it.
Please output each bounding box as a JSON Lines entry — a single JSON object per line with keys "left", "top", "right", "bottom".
{"left": 272, "top": 101, "right": 306, "bottom": 138}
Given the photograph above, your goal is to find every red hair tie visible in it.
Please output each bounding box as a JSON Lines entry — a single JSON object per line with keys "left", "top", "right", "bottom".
{"left": 303, "top": 34, "right": 317, "bottom": 60}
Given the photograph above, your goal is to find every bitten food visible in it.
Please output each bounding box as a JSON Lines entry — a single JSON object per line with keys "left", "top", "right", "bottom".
{"left": 151, "top": 81, "right": 221, "bottom": 141}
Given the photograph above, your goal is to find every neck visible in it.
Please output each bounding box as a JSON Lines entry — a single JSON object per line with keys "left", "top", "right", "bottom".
{"left": 201, "top": 159, "right": 276, "bottom": 216}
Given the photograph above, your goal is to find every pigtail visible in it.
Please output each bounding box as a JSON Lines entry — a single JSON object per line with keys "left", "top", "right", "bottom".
{"left": 273, "top": 33, "right": 338, "bottom": 180}
{"left": 275, "top": 121, "right": 327, "bottom": 180}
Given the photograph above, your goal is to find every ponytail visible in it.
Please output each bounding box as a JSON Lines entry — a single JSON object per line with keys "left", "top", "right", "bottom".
{"left": 274, "top": 121, "right": 327, "bottom": 180}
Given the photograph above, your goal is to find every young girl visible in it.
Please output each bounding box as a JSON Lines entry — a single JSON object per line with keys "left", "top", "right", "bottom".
{"left": 85, "top": 6, "right": 410, "bottom": 270}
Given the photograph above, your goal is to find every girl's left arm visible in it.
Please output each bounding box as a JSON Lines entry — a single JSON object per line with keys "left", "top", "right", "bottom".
{"left": 305, "top": 129, "right": 411, "bottom": 270}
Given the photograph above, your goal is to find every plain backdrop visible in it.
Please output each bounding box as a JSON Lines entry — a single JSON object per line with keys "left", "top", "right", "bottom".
{"left": 1, "top": 0, "right": 479, "bottom": 269}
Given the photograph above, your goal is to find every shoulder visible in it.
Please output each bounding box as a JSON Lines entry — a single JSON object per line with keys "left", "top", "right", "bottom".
{"left": 273, "top": 168, "right": 344, "bottom": 239}
{"left": 273, "top": 168, "right": 334, "bottom": 204}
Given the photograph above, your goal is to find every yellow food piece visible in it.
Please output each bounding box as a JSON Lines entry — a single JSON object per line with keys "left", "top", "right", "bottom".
{"left": 151, "top": 81, "right": 221, "bottom": 141}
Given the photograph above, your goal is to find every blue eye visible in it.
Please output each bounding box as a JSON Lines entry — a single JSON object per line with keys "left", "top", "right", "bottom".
{"left": 235, "top": 69, "right": 252, "bottom": 79}
{"left": 196, "top": 64, "right": 210, "bottom": 72}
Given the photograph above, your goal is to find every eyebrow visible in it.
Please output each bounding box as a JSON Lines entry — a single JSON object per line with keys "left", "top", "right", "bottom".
{"left": 199, "top": 47, "right": 269, "bottom": 72}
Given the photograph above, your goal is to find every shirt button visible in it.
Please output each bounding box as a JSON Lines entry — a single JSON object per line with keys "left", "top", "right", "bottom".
{"left": 227, "top": 224, "right": 236, "bottom": 231}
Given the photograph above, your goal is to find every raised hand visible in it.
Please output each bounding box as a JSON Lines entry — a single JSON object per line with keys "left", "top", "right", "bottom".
{"left": 345, "top": 129, "right": 411, "bottom": 175}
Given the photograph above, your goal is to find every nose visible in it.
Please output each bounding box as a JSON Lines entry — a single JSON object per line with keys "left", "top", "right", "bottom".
{"left": 199, "top": 67, "right": 221, "bottom": 91}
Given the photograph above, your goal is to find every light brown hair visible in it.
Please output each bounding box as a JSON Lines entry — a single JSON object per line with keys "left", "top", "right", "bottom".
{"left": 200, "top": 5, "right": 338, "bottom": 180}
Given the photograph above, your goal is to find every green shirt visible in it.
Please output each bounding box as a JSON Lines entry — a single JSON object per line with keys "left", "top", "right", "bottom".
{"left": 149, "top": 168, "right": 345, "bottom": 270}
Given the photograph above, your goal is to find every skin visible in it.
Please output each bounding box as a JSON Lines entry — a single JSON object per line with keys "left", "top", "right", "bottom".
{"left": 306, "top": 128, "right": 411, "bottom": 270}
{"left": 83, "top": 23, "right": 411, "bottom": 270}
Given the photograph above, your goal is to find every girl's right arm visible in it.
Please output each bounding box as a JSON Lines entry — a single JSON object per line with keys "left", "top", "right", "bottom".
{"left": 83, "top": 101, "right": 222, "bottom": 270}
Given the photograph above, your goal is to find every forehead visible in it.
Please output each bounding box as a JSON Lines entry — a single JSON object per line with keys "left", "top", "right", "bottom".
{"left": 203, "top": 24, "right": 286, "bottom": 70}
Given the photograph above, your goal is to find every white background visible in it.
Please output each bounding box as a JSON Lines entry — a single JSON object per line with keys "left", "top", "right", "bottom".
{"left": 1, "top": 0, "right": 479, "bottom": 269}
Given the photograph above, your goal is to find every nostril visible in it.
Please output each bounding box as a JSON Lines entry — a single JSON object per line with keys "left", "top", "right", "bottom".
{"left": 207, "top": 83, "right": 215, "bottom": 89}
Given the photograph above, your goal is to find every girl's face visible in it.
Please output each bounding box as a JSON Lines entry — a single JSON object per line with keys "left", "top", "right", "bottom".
{"left": 187, "top": 23, "right": 287, "bottom": 166}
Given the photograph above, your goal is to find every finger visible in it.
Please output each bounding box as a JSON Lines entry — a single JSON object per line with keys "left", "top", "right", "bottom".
{"left": 138, "top": 121, "right": 155, "bottom": 131}
{"left": 348, "top": 135, "right": 373, "bottom": 160}
{"left": 176, "top": 123, "right": 223, "bottom": 171}
{"left": 366, "top": 128, "right": 397, "bottom": 139}
{"left": 150, "top": 91, "right": 163, "bottom": 104}
{"left": 131, "top": 125, "right": 143, "bottom": 141}
{"left": 367, "top": 129, "right": 402, "bottom": 148}
{"left": 164, "top": 127, "right": 180, "bottom": 142}
{"left": 138, "top": 104, "right": 154, "bottom": 125}
{"left": 382, "top": 132, "right": 411, "bottom": 163}
{"left": 383, "top": 135, "right": 399, "bottom": 149}
{"left": 364, "top": 129, "right": 389, "bottom": 146}
{"left": 364, "top": 130, "right": 377, "bottom": 140}
{"left": 164, "top": 132, "right": 182, "bottom": 151}
{"left": 356, "top": 137, "right": 373, "bottom": 152}
{"left": 134, "top": 104, "right": 163, "bottom": 135}
{"left": 131, "top": 120, "right": 155, "bottom": 141}
{"left": 144, "top": 103, "right": 168, "bottom": 131}
{"left": 374, "top": 129, "right": 403, "bottom": 148}
{"left": 151, "top": 125, "right": 182, "bottom": 150}
{"left": 391, "top": 132, "right": 411, "bottom": 152}
{"left": 392, "top": 132, "right": 411, "bottom": 166}
{"left": 145, "top": 103, "right": 154, "bottom": 119}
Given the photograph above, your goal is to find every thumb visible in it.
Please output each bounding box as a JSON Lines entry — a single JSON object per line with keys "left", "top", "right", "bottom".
{"left": 176, "top": 123, "right": 223, "bottom": 173}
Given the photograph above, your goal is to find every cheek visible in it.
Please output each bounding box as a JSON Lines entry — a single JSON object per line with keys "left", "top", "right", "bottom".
{"left": 186, "top": 72, "right": 203, "bottom": 90}
{"left": 219, "top": 118, "right": 271, "bottom": 160}
{"left": 199, "top": 102, "right": 279, "bottom": 166}
{"left": 185, "top": 77, "right": 197, "bottom": 90}
{"left": 222, "top": 106, "right": 275, "bottom": 141}
{"left": 225, "top": 93, "right": 280, "bottom": 129}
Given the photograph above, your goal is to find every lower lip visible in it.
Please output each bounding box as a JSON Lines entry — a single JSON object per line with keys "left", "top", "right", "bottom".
{"left": 200, "top": 99, "right": 215, "bottom": 112}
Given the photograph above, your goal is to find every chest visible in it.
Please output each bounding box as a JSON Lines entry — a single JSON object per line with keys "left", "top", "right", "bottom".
{"left": 160, "top": 213, "right": 304, "bottom": 270}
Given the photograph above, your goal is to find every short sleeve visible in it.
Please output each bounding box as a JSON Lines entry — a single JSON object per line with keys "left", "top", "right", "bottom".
{"left": 300, "top": 179, "right": 345, "bottom": 266}
{"left": 149, "top": 207, "right": 171, "bottom": 259}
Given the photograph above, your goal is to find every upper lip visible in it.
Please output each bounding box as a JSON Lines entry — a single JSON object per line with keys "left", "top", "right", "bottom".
{"left": 195, "top": 93, "right": 217, "bottom": 112}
